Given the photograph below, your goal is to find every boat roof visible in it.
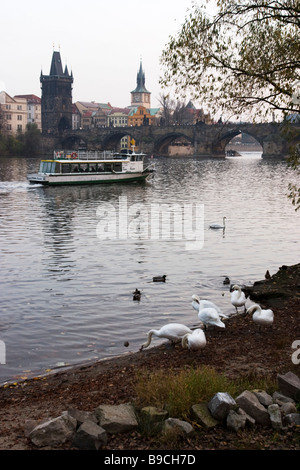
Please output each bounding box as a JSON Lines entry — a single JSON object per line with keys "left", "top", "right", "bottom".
{"left": 42, "top": 158, "right": 131, "bottom": 163}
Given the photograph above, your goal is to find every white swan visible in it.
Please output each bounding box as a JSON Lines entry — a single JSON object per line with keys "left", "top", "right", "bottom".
{"left": 247, "top": 304, "right": 274, "bottom": 327}
{"left": 192, "top": 295, "right": 227, "bottom": 318}
{"left": 209, "top": 216, "right": 226, "bottom": 229}
{"left": 191, "top": 296, "right": 225, "bottom": 328}
{"left": 182, "top": 328, "right": 207, "bottom": 351}
{"left": 230, "top": 285, "right": 247, "bottom": 313}
{"left": 197, "top": 307, "right": 226, "bottom": 328}
{"left": 140, "top": 323, "right": 192, "bottom": 350}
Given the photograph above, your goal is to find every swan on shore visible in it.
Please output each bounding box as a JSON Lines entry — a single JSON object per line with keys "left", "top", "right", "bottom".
{"left": 191, "top": 296, "right": 226, "bottom": 328}
{"left": 209, "top": 216, "right": 226, "bottom": 229}
{"left": 247, "top": 304, "right": 274, "bottom": 328}
{"left": 192, "top": 295, "right": 227, "bottom": 318}
{"left": 140, "top": 323, "right": 192, "bottom": 350}
{"left": 230, "top": 285, "right": 247, "bottom": 313}
{"left": 182, "top": 328, "right": 207, "bottom": 351}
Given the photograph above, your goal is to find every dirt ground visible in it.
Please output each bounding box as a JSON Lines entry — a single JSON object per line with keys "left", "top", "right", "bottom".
{"left": 0, "top": 264, "right": 299, "bottom": 451}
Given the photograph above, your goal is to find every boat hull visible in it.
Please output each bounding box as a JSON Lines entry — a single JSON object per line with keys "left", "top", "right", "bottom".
{"left": 27, "top": 171, "right": 152, "bottom": 186}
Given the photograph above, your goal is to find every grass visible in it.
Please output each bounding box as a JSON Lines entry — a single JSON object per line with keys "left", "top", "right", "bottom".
{"left": 135, "top": 365, "right": 276, "bottom": 420}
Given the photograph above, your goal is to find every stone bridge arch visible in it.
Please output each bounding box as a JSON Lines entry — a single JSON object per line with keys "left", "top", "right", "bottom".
{"left": 212, "top": 127, "right": 264, "bottom": 155}
{"left": 153, "top": 131, "right": 193, "bottom": 155}
{"left": 61, "top": 134, "right": 88, "bottom": 149}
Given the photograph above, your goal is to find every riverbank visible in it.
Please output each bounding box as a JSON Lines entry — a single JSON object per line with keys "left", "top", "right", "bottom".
{"left": 0, "top": 263, "right": 299, "bottom": 450}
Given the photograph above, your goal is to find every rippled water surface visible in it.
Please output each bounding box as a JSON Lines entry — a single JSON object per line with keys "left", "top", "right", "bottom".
{"left": 0, "top": 154, "right": 299, "bottom": 383}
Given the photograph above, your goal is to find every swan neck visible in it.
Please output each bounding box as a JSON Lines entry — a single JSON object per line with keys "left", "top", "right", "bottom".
{"left": 141, "top": 331, "right": 154, "bottom": 349}
{"left": 182, "top": 334, "right": 189, "bottom": 348}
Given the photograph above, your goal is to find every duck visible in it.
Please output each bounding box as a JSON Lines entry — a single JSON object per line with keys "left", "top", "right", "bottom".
{"left": 230, "top": 285, "right": 247, "bottom": 313}
{"left": 182, "top": 328, "right": 207, "bottom": 352}
{"left": 191, "top": 295, "right": 227, "bottom": 318}
{"left": 153, "top": 275, "right": 167, "bottom": 282}
{"left": 209, "top": 216, "right": 226, "bottom": 229}
{"left": 140, "top": 323, "right": 192, "bottom": 350}
{"left": 246, "top": 304, "right": 274, "bottom": 328}
{"left": 133, "top": 288, "right": 141, "bottom": 301}
{"left": 223, "top": 276, "right": 230, "bottom": 285}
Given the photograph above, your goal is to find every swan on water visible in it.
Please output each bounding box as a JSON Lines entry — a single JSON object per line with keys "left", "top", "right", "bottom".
{"left": 209, "top": 217, "right": 226, "bottom": 229}
{"left": 140, "top": 323, "right": 192, "bottom": 350}
{"left": 192, "top": 295, "right": 227, "bottom": 318}
{"left": 246, "top": 304, "right": 274, "bottom": 328}
{"left": 230, "top": 285, "right": 247, "bottom": 313}
{"left": 182, "top": 328, "right": 207, "bottom": 352}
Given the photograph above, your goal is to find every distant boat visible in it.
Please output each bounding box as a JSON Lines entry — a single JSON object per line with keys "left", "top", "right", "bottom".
{"left": 27, "top": 149, "right": 155, "bottom": 186}
{"left": 225, "top": 149, "right": 240, "bottom": 157}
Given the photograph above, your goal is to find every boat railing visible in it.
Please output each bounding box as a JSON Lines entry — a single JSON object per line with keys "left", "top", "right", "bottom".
{"left": 54, "top": 150, "right": 117, "bottom": 161}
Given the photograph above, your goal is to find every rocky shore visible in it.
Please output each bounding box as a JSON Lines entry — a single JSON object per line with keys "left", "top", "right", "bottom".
{"left": 0, "top": 263, "right": 299, "bottom": 451}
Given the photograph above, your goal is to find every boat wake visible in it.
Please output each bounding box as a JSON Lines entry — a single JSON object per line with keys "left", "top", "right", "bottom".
{"left": 0, "top": 181, "right": 43, "bottom": 193}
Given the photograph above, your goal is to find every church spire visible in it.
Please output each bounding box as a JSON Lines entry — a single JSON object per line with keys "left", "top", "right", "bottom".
{"left": 132, "top": 59, "right": 150, "bottom": 93}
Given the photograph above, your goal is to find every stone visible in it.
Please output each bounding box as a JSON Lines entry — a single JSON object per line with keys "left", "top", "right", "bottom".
{"left": 208, "top": 392, "right": 237, "bottom": 420}
{"left": 277, "top": 371, "right": 300, "bottom": 401}
{"left": 28, "top": 413, "right": 77, "bottom": 447}
{"left": 280, "top": 402, "right": 298, "bottom": 416}
{"left": 268, "top": 404, "right": 283, "bottom": 430}
{"left": 163, "top": 418, "right": 193, "bottom": 436}
{"left": 140, "top": 406, "right": 168, "bottom": 424}
{"left": 252, "top": 390, "right": 273, "bottom": 407}
{"left": 283, "top": 413, "right": 300, "bottom": 426}
{"left": 94, "top": 403, "right": 138, "bottom": 434}
{"left": 237, "top": 408, "right": 256, "bottom": 427}
{"left": 73, "top": 421, "right": 107, "bottom": 450}
{"left": 67, "top": 408, "right": 97, "bottom": 426}
{"left": 226, "top": 409, "right": 246, "bottom": 433}
{"left": 235, "top": 390, "right": 271, "bottom": 426}
{"left": 273, "top": 391, "right": 296, "bottom": 406}
{"left": 191, "top": 403, "right": 219, "bottom": 429}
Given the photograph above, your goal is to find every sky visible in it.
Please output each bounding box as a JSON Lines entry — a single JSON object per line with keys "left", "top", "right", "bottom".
{"left": 0, "top": 0, "right": 216, "bottom": 110}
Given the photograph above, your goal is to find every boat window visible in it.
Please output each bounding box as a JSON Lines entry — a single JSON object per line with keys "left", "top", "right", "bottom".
{"left": 97, "top": 164, "right": 104, "bottom": 172}
{"left": 114, "top": 163, "right": 122, "bottom": 172}
{"left": 62, "top": 163, "right": 71, "bottom": 173}
{"left": 104, "top": 163, "right": 112, "bottom": 172}
{"left": 40, "top": 161, "right": 56, "bottom": 173}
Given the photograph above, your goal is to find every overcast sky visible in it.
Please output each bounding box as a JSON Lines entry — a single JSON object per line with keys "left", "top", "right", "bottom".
{"left": 0, "top": 0, "right": 217, "bottom": 109}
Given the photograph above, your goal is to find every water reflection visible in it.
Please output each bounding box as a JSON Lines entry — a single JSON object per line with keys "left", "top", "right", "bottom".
{"left": 0, "top": 154, "right": 299, "bottom": 383}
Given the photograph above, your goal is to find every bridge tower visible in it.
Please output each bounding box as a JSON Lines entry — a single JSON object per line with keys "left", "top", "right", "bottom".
{"left": 40, "top": 50, "right": 73, "bottom": 135}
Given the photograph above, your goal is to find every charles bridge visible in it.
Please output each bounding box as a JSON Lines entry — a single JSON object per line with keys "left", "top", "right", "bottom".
{"left": 41, "top": 122, "right": 300, "bottom": 158}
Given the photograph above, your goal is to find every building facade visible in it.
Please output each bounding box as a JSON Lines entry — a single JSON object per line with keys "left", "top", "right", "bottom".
{"left": 40, "top": 50, "right": 73, "bottom": 134}
{"left": 0, "top": 92, "right": 28, "bottom": 134}
{"left": 15, "top": 94, "right": 42, "bottom": 130}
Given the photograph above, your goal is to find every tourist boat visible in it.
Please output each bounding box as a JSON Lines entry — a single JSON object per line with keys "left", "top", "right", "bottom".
{"left": 27, "top": 149, "right": 155, "bottom": 186}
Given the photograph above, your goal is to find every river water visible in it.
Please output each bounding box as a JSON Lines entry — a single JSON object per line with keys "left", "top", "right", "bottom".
{"left": 0, "top": 153, "right": 299, "bottom": 384}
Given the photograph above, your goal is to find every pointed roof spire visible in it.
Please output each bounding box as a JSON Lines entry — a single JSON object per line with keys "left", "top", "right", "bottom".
{"left": 50, "top": 51, "right": 63, "bottom": 76}
{"left": 131, "top": 59, "right": 150, "bottom": 93}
